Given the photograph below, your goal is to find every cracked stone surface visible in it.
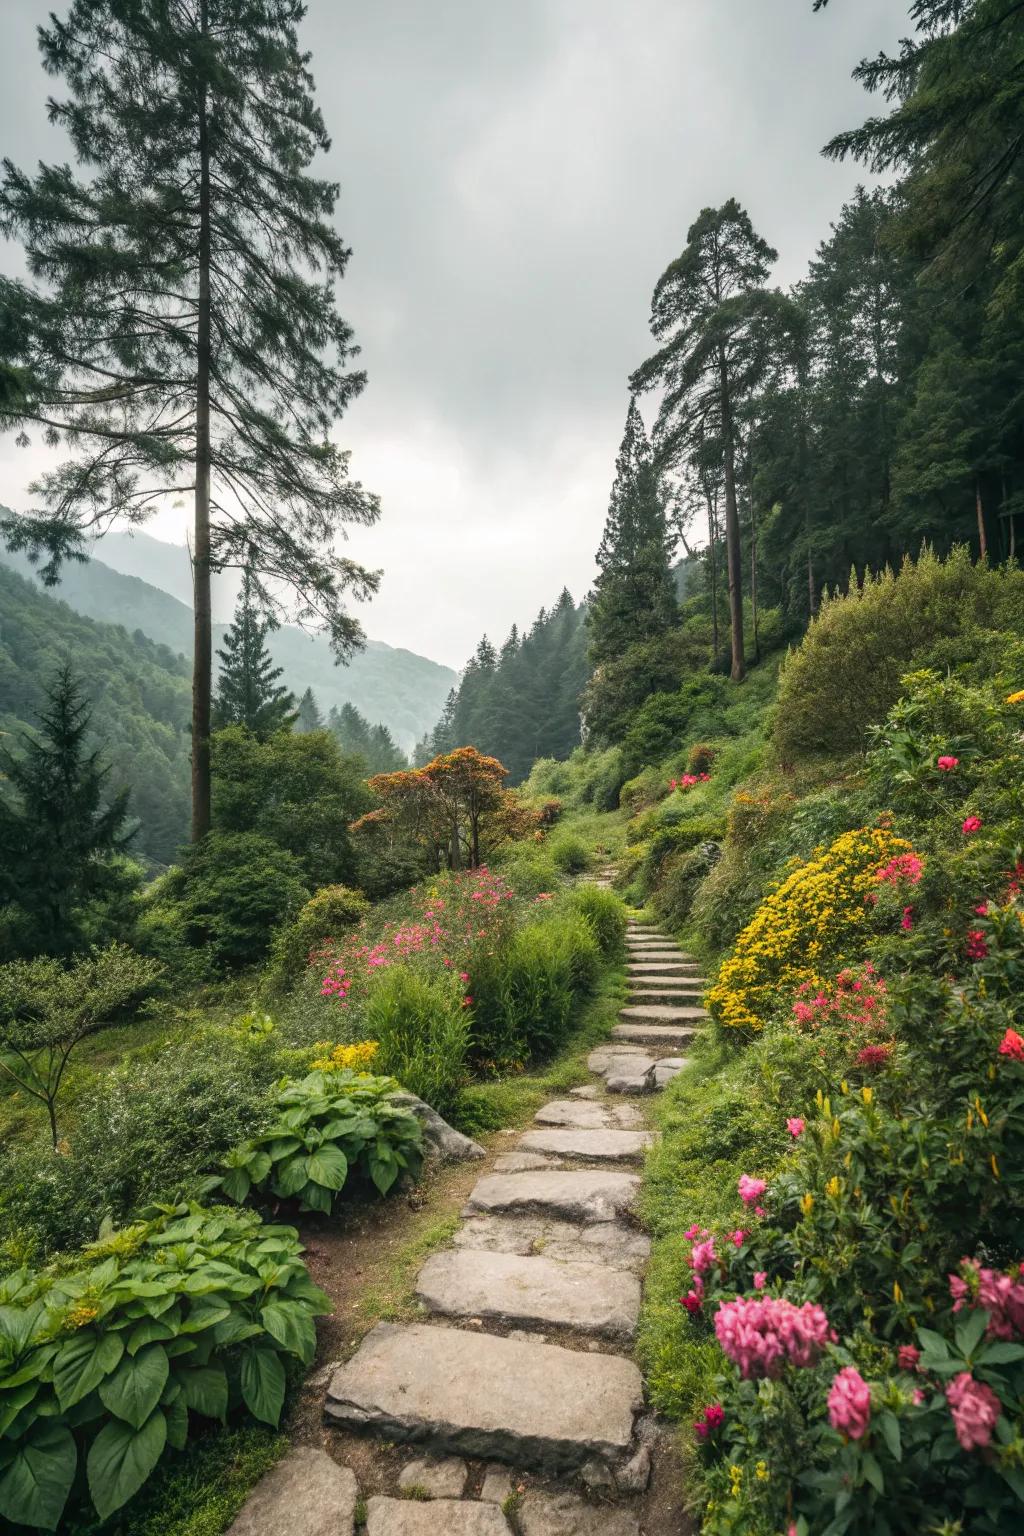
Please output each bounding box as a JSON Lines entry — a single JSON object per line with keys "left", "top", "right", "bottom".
{"left": 514, "top": 1490, "right": 641, "bottom": 1536}
{"left": 415, "top": 1249, "right": 641, "bottom": 1340}
{"left": 464, "top": 1169, "right": 640, "bottom": 1223}
{"left": 326, "top": 1323, "right": 643, "bottom": 1470}
{"left": 397, "top": 1454, "right": 468, "bottom": 1498}
{"left": 365, "top": 1497, "right": 510, "bottom": 1535}
{"left": 618, "top": 1005, "right": 707, "bottom": 1022}
{"left": 492, "top": 1151, "right": 563, "bottom": 1173}
{"left": 452, "top": 1214, "right": 650, "bottom": 1272}
{"left": 517, "top": 1128, "right": 654, "bottom": 1163}
{"left": 534, "top": 1099, "right": 642, "bottom": 1130}
{"left": 226, "top": 1448, "right": 358, "bottom": 1536}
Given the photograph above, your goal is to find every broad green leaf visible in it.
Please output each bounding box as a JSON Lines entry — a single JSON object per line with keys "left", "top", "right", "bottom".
{"left": 163, "top": 1394, "right": 189, "bottom": 1451}
{"left": 260, "top": 1301, "right": 317, "bottom": 1363}
{"left": 299, "top": 1181, "right": 332, "bottom": 1215}
{"left": 179, "top": 1298, "right": 231, "bottom": 1334}
{"left": 99, "top": 1345, "right": 169, "bottom": 1430}
{"left": 178, "top": 1365, "right": 228, "bottom": 1421}
{"left": 54, "top": 1331, "right": 124, "bottom": 1411}
{"left": 978, "top": 1341, "right": 1024, "bottom": 1365}
{"left": 0, "top": 1303, "right": 44, "bottom": 1355}
{"left": 0, "top": 1381, "right": 40, "bottom": 1437}
{"left": 264, "top": 1137, "right": 302, "bottom": 1160}
{"left": 248, "top": 1151, "right": 272, "bottom": 1184}
{"left": 954, "top": 1308, "right": 989, "bottom": 1360}
{"left": 272, "top": 1156, "right": 310, "bottom": 1199}
{"left": 369, "top": 1154, "right": 399, "bottom": 1195}
{"left": 0, "top": 1420, "right": 76, "bottom": 1532}
{"left": 87, "top": 1409, "right": 167, "bottom": 1520}
{"left": 127, "top": 1315, "right": 178, "bottom": 1356}
{"left": 862, "top": 1451, "right": 884, "bottom": 1493}
{"left": 239, "top": 1345, "right": 286, "bottom": 1426}
{"left": 219, "top": 1166, "right": 251, "bottom": 1204}
{"left": 915, "top": 1327, "right": 952, "bottom": 1359}
{"left": 308, "top": 1145, "right": 349, "bottom": 1193}
{"left": 877, "top": 1410, "right": 902, "bottom": 1462}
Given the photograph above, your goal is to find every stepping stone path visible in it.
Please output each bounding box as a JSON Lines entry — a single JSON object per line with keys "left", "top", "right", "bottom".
{"left": 231, "top": 901, "right": 702, "bottom": 1535}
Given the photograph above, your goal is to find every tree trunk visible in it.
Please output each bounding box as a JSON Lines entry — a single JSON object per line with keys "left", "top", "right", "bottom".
{"left": 705, "top": 485, "right": 719, "bottom": 662}
{"left": 191, "top": 1, "right": 213, "bottom": 842}
{"left": 719, "top": 354, "right": 745, "bottom": 681}
{"left": 975, "top": 479, "right": 988, "bottom": 562}
{"left": 748, "top": 441, "right": 760, "bottom": 665}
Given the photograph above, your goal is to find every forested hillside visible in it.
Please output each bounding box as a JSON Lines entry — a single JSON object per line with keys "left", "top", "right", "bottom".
{"left": 0, "top": 564, "right": 191, "bottom": 865}
{"left": 0, "top": 535, "right": 455, "bottom": 752}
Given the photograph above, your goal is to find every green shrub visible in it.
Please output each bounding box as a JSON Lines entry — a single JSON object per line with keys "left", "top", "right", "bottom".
{"left": 0, "top": 1028, "right": 288, "bottom": 1262}
{"left": 267, "top": 884, "right": 370, "bottom": 987}
{"left": 217, "top": 1068, "right": 423, "bottom": 1211}
{"left": 0, "top": 1202, "right": 329, "bottom": 1531}
{"left": 492, "top": 844, "right": 559, "bottom": 897}
{"left": 774, "top": 547, "right": 1024, "bottom": 763}
{"left": 471, "top": 913, "right": 600, "bottom": 1066}
{"left": 567, "top": 884, "right": 627, "bottom": 956}
{"left": 546, "top": 831, "right": 590, "bottom": 874}
{"left": 621, "top": 676, "right": 728, "bottom": 767}
{"left": 652, "top": 843, "right": 720, "bottom": 930}
{"left": 154, "top": 833, "right": 309, "bottom": 969}
{"left": 363, "top": 969, "right": 470, "bottom": 1118}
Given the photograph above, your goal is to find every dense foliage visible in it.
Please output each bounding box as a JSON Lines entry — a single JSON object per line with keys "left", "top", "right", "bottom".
{"left": 0, "top": 1202, "right": 328, "bottom": 1531}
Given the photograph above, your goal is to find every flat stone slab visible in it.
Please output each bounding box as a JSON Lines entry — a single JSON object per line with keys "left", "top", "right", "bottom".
{"left": 569, "top": 1084, "right": 601, "bottom": 1099}
{"left": 366, "top": 1497, "right": 510, "bottom": 1535}
{"left": 534, "top": 1099, "right": 642, "bottom": 1130}
{"left": 620, "top": 1004, "right": 706, "bottom": 1022}
{"left": 587, "top": 1045, "right": 649, "bottom": 1073}
{"left": 493, "top": 1151, "right": 563, "bottom": 1172}
{"left": 626, "top": 961, "right": 700, "bottom": 975}
{"left": 227, "top": 1447, "right": 358, "bottom": 1536}
{"left": 605, "top": 1071, "right": 656, "bottom": 1096}
{"left": 326, "top": 1323, "right": 643, "bottom": 1471}
{"left": 398, "top": 1454, "right": 468, "bottom": 1498}
{"left": 518, "top": 1128, "right": 653, "bottom": 1164}
{"left": 414, "top": 1249, "right": 641, "bottom": 1340}
{"left": 654, "top": 1061, "right": 688, "bottom": 1086}
{"left": 464, "top": 1169, "right": 640, "bottom": 1223}
{"left": 516, "top": 1490, "right": 640, "bottom": 1536}
{"left": 453, "top": 1214, "right": 650, "bottom": 1272}
{"left": 612, "top": 1024, "right": 699, "bottom": 1047}
{"left": 627, "top": 986, "right": 704, "bottom": 1001}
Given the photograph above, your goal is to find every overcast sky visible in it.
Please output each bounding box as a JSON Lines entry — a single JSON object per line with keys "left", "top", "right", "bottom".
{"left": 0, "top": 0, "right": 901, "bottom": 668}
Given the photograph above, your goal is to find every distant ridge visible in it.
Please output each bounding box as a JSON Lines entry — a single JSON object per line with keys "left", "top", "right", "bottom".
{"left": 0, "top": 526, "right": 456, "bottom": 751}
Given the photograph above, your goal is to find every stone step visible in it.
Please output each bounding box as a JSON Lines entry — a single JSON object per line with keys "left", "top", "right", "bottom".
{"left": 534, "top": 1099, "right": 643, "bottom": 1130}
{"left": 517, "top": 1127, "right": 654, "bottom": 1164}
{"left": 516, "top": 1491, "right": 640, "bottom": 1536}
{"left": 414, "top": 1249, "right": 641, "bottom": 1341}
{"left": 612, "top": 1023, "right": 698, "bottom": 1047}
{"left": 325, "top": 1323, "right": 643, "bottom": 1472}
{"left": 626, "top": 961, "right": 701, "bottom": 975}
{"left": 627, "top": 988, "right": 704, "bottom": 1004}
{"left": 366, "top": 1498, "right": 509, "bottom": 1535}
{"left": 465, "top": 1169, "right": 640, "bottom": 1223}
{"left": 624, "top": 949, "right": 692, "bottom": 962}
{"left": 619, "top": 1004, "right": 708, "bottom": 1022}
{"left": 453, "top": 1214, "right": 650, "bottom": 1273}
{"left": 227, "top": 1448, "right": 358, "bottom": 1536}
{"left": 655, "top": 1058, "right": 689, "bottom": 1087}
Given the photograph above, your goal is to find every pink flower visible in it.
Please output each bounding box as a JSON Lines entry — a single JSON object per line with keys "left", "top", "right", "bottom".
{"left": 787, "top": 1117, "right": 805, "bottom": 1138}
{"left": 975, "top": 903, "right": 989, "bottom": 916}
{"left": 966, "top": 930, "right": 989, "bottom": 960}
{"left": 684, "top": 1224, "right": 702, "bottom": 1240}
{"left": 937, "top": 755, "right": 959, "bottom": 771}
{"left": 901, "top": 906, "right": 914, "bottom": 931}
{"left": 690, "top": 1238, "right": 717, "bottom": 1275}
{"left": 693, "top": 1402, "right": 724, "bottom": 1439}
{"left": 459, "top": 971, "right": 470, "bottom": 982}
{"left": 730, "top": 1229, "right": 748, "bottom": 1248}
{"left": 856, "top": 1044, "right": 891, "bottom": 1069}
{"left": 680, "top": 1289, "right": 703, "bottom": 1314}
{"left": 998, "top": 1028, "right": 1024, "bottom": 1062}
{"left": 946, "top": 1372, "right": 1001, "bottom": 1451}
{"left": 738, "top": 1174, "right": 767, "bottom": 1207}
{"left": 962, "top": 816, "right": 983, "bottom": 835}
{"left": 753, "top": 1271, "right": 767, "bottom": 1291}
{"left": 876, "top": 852, "right": 924, "bottom": 886}
{"left": 828, "top": 1367, "right": 872, "bottom": 1440}
{"left": 714, "top": 1296, "right": 831, "bottom": 1379}
{"left": 897, "top": 1345, "right": 920, "bottom": 1371}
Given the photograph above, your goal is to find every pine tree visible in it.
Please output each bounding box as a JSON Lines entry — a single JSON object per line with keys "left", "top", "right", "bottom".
{"left": 0, "top": 0, "right": 379, "bottom": 842}
{"left": 630, "top": 202, "right": 788, "bottom": 680}
{"left": 0, "top": 664, "right": 135, "bottom": 954}
{"left": 295, "top": 687, "right": 324, "bottom": 733}
{"left": 588, "top": 400, "right": 677, "bottom": 667}
{"left": 213, "top": 571, "right": 295, "bottom": 739}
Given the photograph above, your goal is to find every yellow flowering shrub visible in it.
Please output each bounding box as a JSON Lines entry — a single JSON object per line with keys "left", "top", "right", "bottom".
{"left": 707, "top": 826, "right": 914, "bottom": 1031}
{"left": 309, "top": 1039, "right": 379, "bottom": 1072}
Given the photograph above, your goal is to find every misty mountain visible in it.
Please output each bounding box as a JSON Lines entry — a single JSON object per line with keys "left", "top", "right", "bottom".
{"left": 0, "top": 529, "right": 455, "bottom": 751}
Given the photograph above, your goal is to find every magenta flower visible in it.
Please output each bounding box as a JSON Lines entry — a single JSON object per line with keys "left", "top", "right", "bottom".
{"left": 937, "top": 755, "right": 959, "bottom": 771}
{"left": 714, "top": 1296, "right": 831, "bottom": 1379}
{"left": 690, "top": 1238, "right": 717, "bottom": 1275}
{"left": 693, "top": 1402, "right": 724, "bottom": 1439}
{"left": 897, "top": 1345, "right": 920, "bottom": 1371}
{"left": 901, "top": 905, "right": 914, "bottom": 931}
{"left": 786, "top": 1117, "right": 805, "bottom": 1138}
{"left": 828, "top": 1366, "right": 872, "bottom": 1440}
{"left": 729, "top": 1228, "right": 748, "bottom": 1248}
{"left": 962, "top": 816, "right": 983, "bottom": 835}
{"left": 998, "top": 1028, "right": 1024, "bottom": 1062}
{"left": 946, "top": 1372, "right": 1001, "bottom": 1450}
{"left": 738, "top": 1174, "right": 767, "bottom": 1207}
{"left": 966, "top": 929, "right": 989, "bottom": 960}
{"left": 753, "top": 1271, "right": 767, "bottom": 1291}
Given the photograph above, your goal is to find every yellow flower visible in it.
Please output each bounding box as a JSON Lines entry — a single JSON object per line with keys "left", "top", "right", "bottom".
{"left": 893, "top": 1281, "right": 903, "bottom": 1302}
{"left": 755, "top": 1460, "right": 769, "bottom": 1481}
{"left": 825, "top": 1176, "right": 841, "bottom": 1199}
{"left": 800, "top": 1192, "right": 815, "bottom": 1216}
{"left": 862, "top": 1085, "right": 873, "bottom": 1105}
{"left": 65, "top": 1304, "right": 99, "bottom": 1329}
{"left": 310, "top": 1040, "right": 379, "bottom": 1072}
{"left": 1006, "top": 689, "right": 1024, "bottom": 705}
{"left": 991, "top": 1154, "right": 1001, "bottom": 1180}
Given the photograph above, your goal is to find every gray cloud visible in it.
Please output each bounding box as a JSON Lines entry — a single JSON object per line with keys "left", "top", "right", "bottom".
{"left": 0, "top": 0, "right": 901, "bottom": 666}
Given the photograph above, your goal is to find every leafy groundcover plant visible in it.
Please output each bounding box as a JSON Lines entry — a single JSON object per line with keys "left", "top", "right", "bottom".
{"left": 0, "top": 1201, "right": 329, "bottom": 1531}
{"left": 216, "top": 1067, "right": 424, "bottom": 1211}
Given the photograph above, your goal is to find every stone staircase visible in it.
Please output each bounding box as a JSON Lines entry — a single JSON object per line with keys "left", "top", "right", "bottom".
{"left": 229, "top": 908, "right": 703, "bottom": 1536}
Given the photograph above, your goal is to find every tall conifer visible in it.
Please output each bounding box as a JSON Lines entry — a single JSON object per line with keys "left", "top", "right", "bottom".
{"left": 0, "top": 0, "right": 379, "bottom": 840}
{"left": 213, "top": 570, "right": 295, "bottom": 738}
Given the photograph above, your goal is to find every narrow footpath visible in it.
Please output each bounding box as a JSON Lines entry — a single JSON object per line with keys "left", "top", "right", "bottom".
{"left": 230, "top": 874, "right": 707, "bottom": 1536}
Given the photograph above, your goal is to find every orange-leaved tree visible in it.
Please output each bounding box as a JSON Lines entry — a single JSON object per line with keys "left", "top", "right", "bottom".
{"left": 355, "top": 747, "right": 511, "bottom": 869}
